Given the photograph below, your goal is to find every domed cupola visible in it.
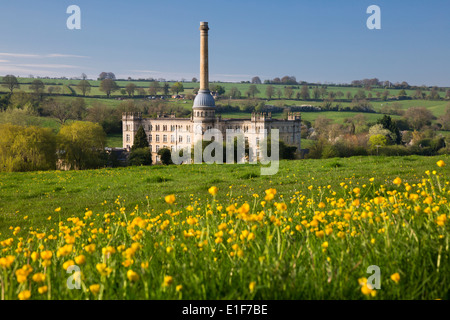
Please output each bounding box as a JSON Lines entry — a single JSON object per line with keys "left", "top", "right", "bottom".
{"left": 193, "top": 22, "right": 215, "bottom": 121}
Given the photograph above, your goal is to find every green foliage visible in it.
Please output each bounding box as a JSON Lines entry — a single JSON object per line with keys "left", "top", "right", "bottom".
{"left": 57, "top": 121, "right": 106, "bottom": 170}
{"left": 99, "top": 79, "right": 119, "bottom": 98}
{"left": 1, "top": 75, "right": 20, "bottom": 94}
{"left": 321, "top": 144, "right": 339, "bottom": 159}
{"left": 158, "top": 147, "right": 173, "bottom": 165}
{"left": 132, "top": 125, "right": 149, "bottom": 150}
{"left": 170, "top": 82, "right": 184, "bottom": 95}
{"left": 77, "top": 80, "right": 91, "bottom": 96}
{"left": 129, "top": 148, "right": 152, "bottom": 166}
{"left": 369, "top": 134, "right": 387, "bottom": 149}
{"left": 0, "top": 124, "right": 56, "bottom": 172}
{"left": 377, "top": 115, "right": 401, "bottom": 144}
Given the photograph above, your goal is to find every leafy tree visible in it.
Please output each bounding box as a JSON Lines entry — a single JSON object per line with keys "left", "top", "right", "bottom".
{"left": 266, "top": 85, "right": 275, "bottom": 100}
{"left": 377, "top": 115, "right": 401, "bottom": 144}
{"left": 259, "top": 138, "right": 297, "bottom": 160}
{"left": 57, "top": 121, "right": 106, "bottom": 169}
{"left": 132, "top": 125, "right": 149, "bottom": 150}
{"left": 125, "top": 83, "right": 137, "bottom": 97}
{"left": 211, "top": 84, "right": 225, "bottom": 96}
{"left": 192, "top": 77, "right": 198, "bottom": 83}
{"left": 158, "top": 148, "right": 173, "bottom": 165}
{"left": 369, "top": 134, "right": 387, "bottom": 151}
{"left": 300, "top": 84, "right": 310, "bottom": 100}
{"left": 229, "top": 87, "right": 241, "bottom": 99}
{"left": 99, "top": 79, "right": 119, "bottom": 98}
{"left": 0, "top": 124, "right": 56, "bottom": 172}
{"left": 128, "top": 148, "right": 152, "bottom": 166}
{"left": 251, "top": 76, "right": 262, "bottom": 84}
{"left": 284, "top": 87, "right": 294, "bottom": 100}
{"left": 404, "top": 107, "right": 434, "bottom": 130}
{"left": 29, "top": 79, "right": 45, "bottom": 97}
{"left": 248, "top": 85, "right": 260, "bottom": 98}
{"left": 312, "top": 87, "right": 321, "bottom": 100}
{"left": 0, "top": 94, "right": 10, "bottom": 111}
{"left": 428, "top": 87, "right": 440, "bottom": 100}
{"left": 355, "top": 89, "right": 366, "bottom": 100}
{"left": 85, "top": 102, "right": 121, "bottom": 134}
{"left": 149, "top": 81, "right": 160, "bottom": 96}
{"left": 346, "top": 91, "right": 352, "bottom": 100}
{"left": 1, "top": 75, "right": 20, "bottom": 94}
{"left": 162, "top": 82, "right": 170, "bottom": 96}
{"left": 437, "top": 104, "right": 450, "bottom": 130}
{"left": 77, "top": 80, "right": 91, "bottom": 96}
{"left": 170, "top": 82, "right": 184, "bottom": 95}
{"left": 398, "top": 89, "right": 407, "bottom": 98}
{"left": 98, "top": 72, "right": 116, "bottom": 80}
{"left": 276, "top": 88, "right": 282, "bottom": 99}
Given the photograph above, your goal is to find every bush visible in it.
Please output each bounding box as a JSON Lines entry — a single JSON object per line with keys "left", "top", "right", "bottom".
{"left": 128, "top": 148, "right": 152, "bottom": 166}
{"left": 158, "top": 148, "right": 173, "bottom": 165}
{"left": 0, "top": 124, "right": 56, "bottom": 172}
{"left": 321, "top": 145, "right": 339, "bottom": 159}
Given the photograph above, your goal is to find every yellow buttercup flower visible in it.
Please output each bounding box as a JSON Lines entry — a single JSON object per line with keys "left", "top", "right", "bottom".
{"left": 208, "top": 186, "right": 218, "bottom": 196}
{"left": 32, "top": 272, "right": 46, "bottom": 283}
{"left": 54, "top": 207, "right": 61, "bottom": 212}
{"left": 264, "top": 188, "right": 277, "bottom": 201}
{"left": 84, "top": 244, "right": 96, "bottom": 254}
{"left": 436, "top": 160, "right": 445, "bottom": 167}
{"left": 90, "top": 284, "right": 100, "bottom": 294}
{"left": 127, "top": 269, "right": 140, "bottom": 282}
{"left": 165, "top": 194, "right": 176, "bottom": 204}
{"left": 0, "top": 255, "right": 15, "bottom": 269}
{"left": 40, "top": 250, "right": 53, "bottom": 260}
{"left": 96, "top": 263, "right": 112, "bottom": 276}
{"left": 18, "top": 290, "right": 31, "bottom": 300}
{"left": 249, "top": 281, "right": 256, "bottom": 293}
{"left": 393, "top": 177, "right": 402, "bottom": 186}
{"left": 163, "top": 275, "right": 173, "bottom": 287}
{"left": 38, "top": 286, "right": 48, "bottom": 294}
{"left": 75, "top": 255, "right": 86, "bottom": 265}
{"left": 391, "top": 273, "right": 400, "bottom": 283}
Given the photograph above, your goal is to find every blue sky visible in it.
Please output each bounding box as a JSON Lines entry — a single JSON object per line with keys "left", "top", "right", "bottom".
{"left": 0, "top": 0, "right": 449, "bottom": 86}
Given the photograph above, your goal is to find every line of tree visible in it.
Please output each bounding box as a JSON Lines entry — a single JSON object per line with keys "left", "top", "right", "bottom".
{"left": 0, "top": 121, "right": 107, "bottom": 172}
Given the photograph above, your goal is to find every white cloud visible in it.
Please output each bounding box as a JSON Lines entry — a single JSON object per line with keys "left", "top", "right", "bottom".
{"left": 0, "top": 52, "right": 89, "bottom": 59}
{"left": 13, "top": 63, "right": 80, "bottom": 69}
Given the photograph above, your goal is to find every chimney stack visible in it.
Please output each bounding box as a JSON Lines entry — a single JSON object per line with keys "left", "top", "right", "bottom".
{"left": 199, "top": 22, "right": 209, "bottom": 91}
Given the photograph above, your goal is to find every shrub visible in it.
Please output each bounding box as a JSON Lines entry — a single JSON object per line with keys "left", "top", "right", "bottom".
{"left": 129, "top": 148, "right": 152, "bottom": 166}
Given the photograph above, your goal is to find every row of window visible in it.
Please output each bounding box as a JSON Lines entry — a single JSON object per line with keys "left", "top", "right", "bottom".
{"left": 124, "top": 124, "right": 192, "bottom": 132}
{"left": 195, "top": 111, "right": 213, "bottom": 117}
{"left": 150, "top": 134, "right": 191, "bottom": 143}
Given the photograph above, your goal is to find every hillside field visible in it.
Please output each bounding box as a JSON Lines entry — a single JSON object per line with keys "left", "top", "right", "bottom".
{"left": 0, "top": 156, "right": 448, "bottom": 299}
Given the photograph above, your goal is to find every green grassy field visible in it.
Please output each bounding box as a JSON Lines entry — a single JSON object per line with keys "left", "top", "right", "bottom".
{"left": 2, "top": 77, "right": 448, "bottom": 99}
{"left": 0, "top": 156, "right": 448, "bottom": 299}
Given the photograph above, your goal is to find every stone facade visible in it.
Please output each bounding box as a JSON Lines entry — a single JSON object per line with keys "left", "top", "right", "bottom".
{"left": 122, "top": 22, "right": 301, "bottom": 163}
{"left": 122, "top": 111, "right": 301, "bottom": 163}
